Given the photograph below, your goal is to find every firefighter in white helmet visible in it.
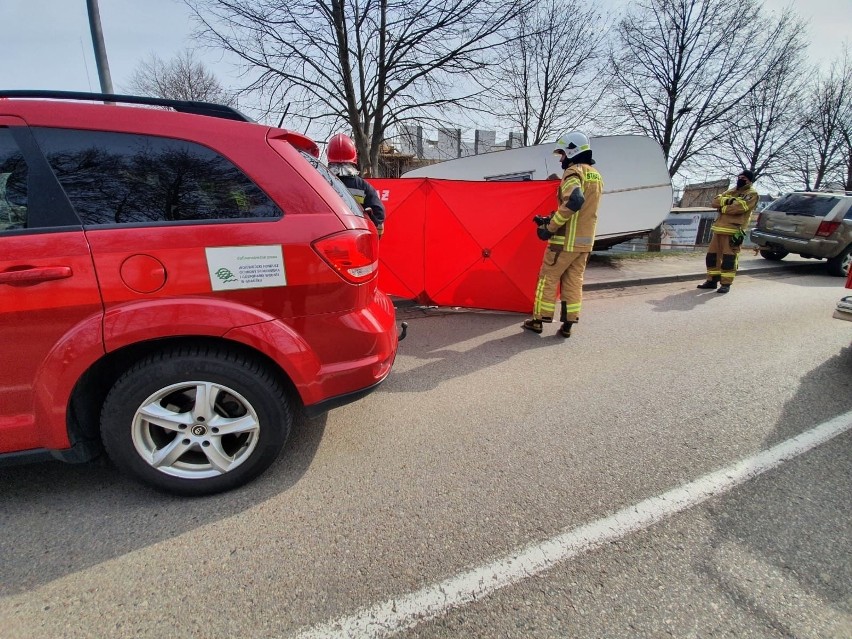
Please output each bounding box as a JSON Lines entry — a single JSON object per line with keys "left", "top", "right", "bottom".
{"left": 523, "top": 131, "right": 603, "bottom": 338}
{"left": 326, "top": 133, "right": 386, "bottom": 237}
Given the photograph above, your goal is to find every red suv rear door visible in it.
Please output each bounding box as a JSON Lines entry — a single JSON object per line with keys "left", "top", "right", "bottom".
{"left": 0, "top": 122, "right": 103, "bottom": 454}
{"left": 25, "top": 126, "right": 342, "bottom": 349}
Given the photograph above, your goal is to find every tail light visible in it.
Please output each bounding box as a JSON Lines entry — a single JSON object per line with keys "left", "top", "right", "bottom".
{"left": 816, "top": 221, "right": 841, "bottom": 237}
{"left": 312, "top": 230, "right": 378, "bottom": 284}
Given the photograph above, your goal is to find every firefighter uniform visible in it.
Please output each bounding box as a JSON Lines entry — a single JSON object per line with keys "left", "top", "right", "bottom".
{"left": 337, "top": 174, "right": 386, "bottom": 235}
{"left": 702, "top": 182, "right": 758, "bottom": 288}
{"left": 327, "top": 132, "right": 386, "bottom": 237}
{"left": 532, "top": 162, "right": 603, "bottom": 325}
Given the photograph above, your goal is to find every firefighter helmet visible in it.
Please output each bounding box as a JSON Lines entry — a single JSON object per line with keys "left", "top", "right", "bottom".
{"left": 554, "top": 131, "right": 590, "bottom": 159}
{"left": 327, "top": 133, "right": 358, "bottom": 164}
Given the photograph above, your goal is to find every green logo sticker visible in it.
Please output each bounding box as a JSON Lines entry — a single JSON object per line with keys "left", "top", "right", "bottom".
{"left": 215, "top": 267, "right": 238, "bottom": 284}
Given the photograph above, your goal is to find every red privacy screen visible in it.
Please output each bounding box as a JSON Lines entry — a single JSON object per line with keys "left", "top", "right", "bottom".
{"left": 369, "top": 178, "right": 558, "bottom": 313}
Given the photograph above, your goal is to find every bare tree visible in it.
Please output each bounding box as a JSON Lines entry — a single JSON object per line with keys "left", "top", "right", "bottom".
{"left": 607, "top": 0, "right": 805, "bottom": 178}
{"left": 838, "top": 53, "right": 852, "bottom": 191}
{"left": 840, "top": 111, "right": 852, "bottom": 191}
{"left": 788, "top": 51, "right": 852, "bottom": 191}
{"left": 184, "top": 0, "right": 524, "bottom": 176}
{"left": 127, "top": 50, "right": 235, "bottom": 105}
{"left": 489, "top": 0, "right": 610, "bottom": 146}
{"left": 713, "top": 43, "right": 808, "bottom": 189}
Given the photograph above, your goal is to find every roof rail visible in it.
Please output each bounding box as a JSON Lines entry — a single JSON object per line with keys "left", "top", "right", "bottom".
{"left": 814, "top": 189, "right": 852, "bottom": 196}
{"left": 0, "top": 90, "right": 253, "bottom": 123}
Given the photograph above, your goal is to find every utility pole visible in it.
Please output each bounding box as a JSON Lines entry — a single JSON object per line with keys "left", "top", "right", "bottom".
{"left": 86, "top": 0, "right": 114, "bottom": 94}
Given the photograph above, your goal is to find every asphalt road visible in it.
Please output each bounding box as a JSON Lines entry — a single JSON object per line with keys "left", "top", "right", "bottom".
{"left": 2, "top": 269, "right": 850, "bottom": 638}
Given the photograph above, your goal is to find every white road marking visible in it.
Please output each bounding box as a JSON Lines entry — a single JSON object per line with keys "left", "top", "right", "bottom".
{"left": 292, "top": 413, "right": 852, "bottom": 639}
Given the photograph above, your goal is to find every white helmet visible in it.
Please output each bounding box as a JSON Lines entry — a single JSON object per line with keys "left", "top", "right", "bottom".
{"left": 554, "top": 131, "right": 590, "bottom": 160}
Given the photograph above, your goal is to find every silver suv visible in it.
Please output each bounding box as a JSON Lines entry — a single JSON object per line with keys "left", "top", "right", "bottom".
{"left": 751, "top": 191, "right": 852, "bottom": 276}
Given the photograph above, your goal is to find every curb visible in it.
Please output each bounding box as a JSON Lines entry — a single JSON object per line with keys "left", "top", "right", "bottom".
{"left": 584, "top": 272, "right": 706, "bottom": 291}
{"left": 390, "top": 297, "right": 422, "bottom": 309}
{"left": 584, "top": 262, "right": 825, "bottom": 291}
{"left": 390, "top": 261, "right": 826, "bottom": 308}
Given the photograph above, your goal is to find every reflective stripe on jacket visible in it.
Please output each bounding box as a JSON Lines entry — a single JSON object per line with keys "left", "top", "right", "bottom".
{"left": 710, "top": 186, "right": 758, "bottom": 235}
{"left": 547, "top": 163, "right": 603, "bottom": 252}
{"left": 338, "top": 174, "right": 386, "bottom": 225}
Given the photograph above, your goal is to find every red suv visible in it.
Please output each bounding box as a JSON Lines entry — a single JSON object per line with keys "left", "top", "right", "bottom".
{"left": 0, "top": 91, "right": 399, "bottom": 495}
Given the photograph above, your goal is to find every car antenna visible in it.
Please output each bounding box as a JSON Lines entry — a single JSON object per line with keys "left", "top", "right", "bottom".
{"left": 277, "top": 103, "right": 291, "bottom": 129}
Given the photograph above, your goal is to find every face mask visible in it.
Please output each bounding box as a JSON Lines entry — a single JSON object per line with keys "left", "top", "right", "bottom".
{"left": 561, "top": 156, "right": 571, "bottom": 170}
{"left": 736, "top": 178, "right": 747, "bottom": 189}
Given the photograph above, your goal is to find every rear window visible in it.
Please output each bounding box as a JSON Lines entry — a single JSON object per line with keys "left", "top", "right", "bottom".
{"left": 0, "top": 129, "right": 28, "bottom": 231}
{"left": 296, "top": 150, "right": 364, "bottom": 218}
{"left": 767, "top": 193, "right": 840, "bottom": 217}
{"left": 32, "top": 127, "right": 282, "bottom": 226}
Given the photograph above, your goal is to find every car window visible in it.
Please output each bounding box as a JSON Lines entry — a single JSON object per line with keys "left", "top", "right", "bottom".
{"left": 0, "top": 129, "right": 28, "bottom": 231}
{"left": 767, "top": 193, "right": 839, "bottom": 217}
{"left": 296, "top": 149, "right": 364, "bottom": 218}
{"left": 31, "top": 127, "right": 282, "bottom": 226}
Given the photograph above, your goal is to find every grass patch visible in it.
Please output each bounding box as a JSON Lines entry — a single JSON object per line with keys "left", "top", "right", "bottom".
{"left": 590, "top": 250, "right": 702, "bottom": 265}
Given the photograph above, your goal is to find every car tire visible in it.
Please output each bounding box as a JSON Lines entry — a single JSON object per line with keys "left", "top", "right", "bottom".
{"left": 100, "top": 345, "right": 292, "bottom": 496}
{"left": 759, "top": 249, "right": 788, "bottom": 261}
{"left": 827, "top": 245, "right": 852, "bottom": 277}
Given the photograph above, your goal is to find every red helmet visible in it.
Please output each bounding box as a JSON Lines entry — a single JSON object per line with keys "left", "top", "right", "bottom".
{"left": 327, "top": 133, "right": 358, "bottom": 164}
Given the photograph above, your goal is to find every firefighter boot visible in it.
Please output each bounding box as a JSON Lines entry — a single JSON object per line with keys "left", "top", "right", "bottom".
{"left": 696, "top": 279, "right": 718, "bottom": 289}
{"left": 560, "top": 301, "right": 568, "bottom": 323}
{"left": 717, "top": 284, "right": 731, "bottom": 294}
{"left": 558, "top": 321, "right": 576, "bottom": 338}
{"left": 522, "top": 319, "right": 543, "bottom": 334}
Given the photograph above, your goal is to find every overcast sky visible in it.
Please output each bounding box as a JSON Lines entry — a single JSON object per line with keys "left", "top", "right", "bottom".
{"left": 1, "top": 0, "right": 849, "bottom": 111}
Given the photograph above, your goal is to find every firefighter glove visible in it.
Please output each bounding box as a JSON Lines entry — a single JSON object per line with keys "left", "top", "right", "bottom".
{"left": 533, "top": 214, "right": 552, "bottom": 226}
{"left": 537, "top": 224, "right": 554, "bottom": 240}
{"left": 730, "top": 229, "right": 745, "bottom": 246}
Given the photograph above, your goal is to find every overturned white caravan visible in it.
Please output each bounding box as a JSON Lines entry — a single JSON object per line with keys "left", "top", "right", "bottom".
{"left": 402, "top": 135, "right": 673, "bottom": 249}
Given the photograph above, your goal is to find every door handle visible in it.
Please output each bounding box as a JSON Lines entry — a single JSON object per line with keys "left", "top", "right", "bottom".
{"left": 0, "top": 266, "right": 73, "bottom": 285}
